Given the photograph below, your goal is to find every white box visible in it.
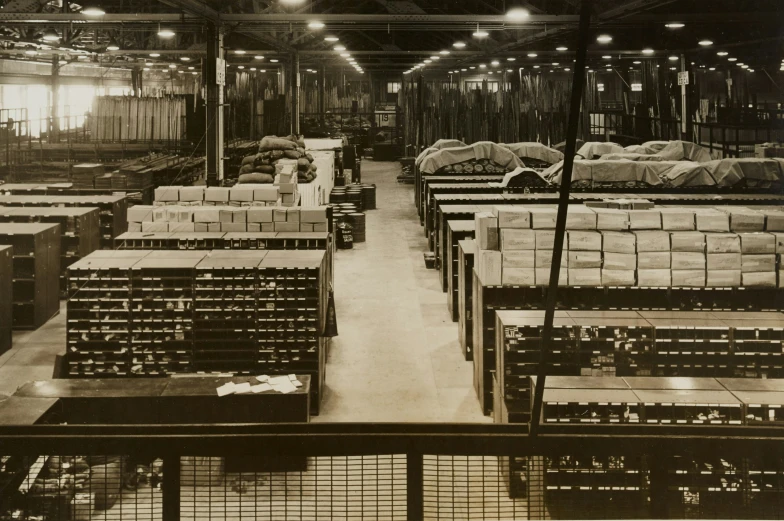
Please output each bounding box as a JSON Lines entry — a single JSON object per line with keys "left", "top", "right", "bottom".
{"left": 232, "top": 209, "right": 248, "bottom": 223}
{"left": 739, "top": 233, "right": 776, "bottom": 254}
{"left": 155, "top": 186, "right": 180, "bottom": 202}
{"left": 127, "top": 205, "right": 155, "bottom": 223}
{"left": 535, "top": 267, "right": 567, "bottom": 286}
{"left": 529, "top": 206, "right": 557, "bottom": 229}
{"left": 762, "top": 209, "right": 784, "bottom": 231}
{"left": 634, "top": 231, "right": 670, "bottom": 252}
{"left": 286, "top": 208, "right": 301, "bottom": 223}
{"left": 628, "top": 210, "right": 661, "bottom": 230}
{"left": 313, "top": 222, "right": 328, "bottom": 232}
{"left": 671, "top": 252, "right": 706, "bottom": 270}
{"left": 194, "top": 223, "right": 209, "bottom": 232}
{"left": 741, "top": 254, "right": 776, "bottom": 273}
{"left": 567, "top": 251, "right": 602, "bottom": 269}
{"left": 707, "top": 270, "right": 741, "bottom": 287}
{"left": 694, "top": 208, "right": 730, "bottom": 232}
{"left": 165, "top": 206, "right": 180, "bottom": 222}
{"left": 128, "top": 222, "right": 142, "bottom": 232}
{"left": 152, "top": 207, "right": 167, "bottom": 222}
{"left": 475, "top": 212, "right": 499, "bottom": 250}
{"left": 274, "top": 222, "right": 300, "bottom": 232}
{"left": 230, "top": 186, "right": 255, "bottom": 202}
{"left": 718, "top": 207, "right": 765, "bottom": 232}
{"left": 670, "top": 231, "right": 705, "bottom": 252}
{"left": 177, "top": 208, "right": 194, "bottom": 223}
{"left": 672, "top": 270, "right": 706, "bottom": 287}
{"left": 742, "top": 272, "right": 777, "bottom": 287}
{"left": 707, "top": 253, "right": 742, "bottom": 271}
{"left": 567, "top": 231, "right": 602, "bottom": 251}
{"left": 565, "top": 206, "right": 597, "bottom": 230}
{"left": 278, "top": 183, "right": 296, "bottom": 195}
{"left": 301, "top": 207, "right": 328, "bottom": 223}
{"left": 601, "top": 231, "right": 636, "bottom": 254}
{"left": 502, "top": 250, "right": 535, "bottom": 268}
{"left": 247, "top": 207, "right": 273, "bottom": 223}
{"left": 501, "top": 229, "right": 535, "bottom": 250}
{"left": 142, "top": 222, "right": 168, "bottom": 232}
{"left": 659, "top": 208, "right": 695, "bottom": 231}
{"left": 476, "top": 250, "right": 502, "bottom": 285}
{"left": 218, "top": 209, "right": 235, "bottom": 223}
{"left": 254, "top": 186, "right": 280, "bottom": 202}
{"left": 300, "top": 223, "right": 314, "bottom": 232}
{"left": 205, "top": 187, "right": 230, "bottom": 202}
{"left": 261, "top": 223, "right": 275, "bottom": 232}
{"left": 273, "top": 209, "right": 288, "bottom": 222}
{"left": 179, "top": 186, "right": 205, "bottom": 202}
{"left": 193, "top": 207, "right": 221, "bottom": 223}
{"left": 207, "top": 223, "right": 222, "bottom": 232}
{"left": 603, "top": 252, "right": 636, "bottom": 270}
{"left": 221, "top": 223, "right": 246, "bottom": 232}
{"left": 776, "top": 233, "right": 784, "bottom": 254}
{"left": 594, "top": 208, "right": 629, "bottom": 230}
{"left": 492, "top": 205, "right": 530, "bottom": 229}
{"left": 705, "top": 233, "right": 741, "bottom": 253}
{"left": 534, "top": 230, "right": 567, "bottom": 250}
{"left": 601, "top": 269, "right": 635, "bottom": 286}
{"left": 502, "top": 268, "right": 536, "bottom": 286}
{"left": 535, "top": 250, "right": 568, "bottom": 268}
{"left": 168, "top": 222, "right": 195, "bottom": 233}
{"left": 637, "top": 269, "right": 671, "bottom": 287}
{"left": 568, "top": 268, "right": 601, "bottom": 286}
{"left": 638, "top": 252, "right": 671, "bottom": 269}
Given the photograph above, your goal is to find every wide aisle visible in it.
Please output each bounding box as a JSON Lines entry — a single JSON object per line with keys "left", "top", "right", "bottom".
{"left": 317, "top": 160, "right": 489, "bottom": 423}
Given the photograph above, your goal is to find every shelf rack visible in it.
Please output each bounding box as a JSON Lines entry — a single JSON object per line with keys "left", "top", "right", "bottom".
{"left": 457, "top": 239, "right": 475, "bottom": 361}
{"left": 0, "top": 223, "right": 60, "bottom": 330}
{"left": 0, "top": 194, "right": 128, "bottom": 248}
{"left": 0, "top": 246, "right": 11, "bottom": 354}
{"left": 446, "top": 220, "right": 475, "bottom": 320}
{"left": 418, "top": 175, "right": 504, "bottom": 222}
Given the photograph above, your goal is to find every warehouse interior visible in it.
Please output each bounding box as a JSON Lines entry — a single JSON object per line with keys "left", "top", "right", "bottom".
{"left": 0, "top": 0, "right": 783, "bottom": 520}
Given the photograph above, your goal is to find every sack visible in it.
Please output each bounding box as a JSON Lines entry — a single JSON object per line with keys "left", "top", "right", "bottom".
{"left": 255, "top": 164, "right": 276, "bottom": 175}
{"left": 239, "top": 164, "right": 255, "bottom": 175}
{"left": 305, "top": 153, "right": 315, "bottom": 163}
{"left": 283, "top": 149, "right": 303, "bottom": 159}
{"left": 259, "top": 136, "right": 296, "bottom": 152}
{"left": 241, "top": 155, "right": 257, "bottom": 167}
{"left": 309, "top": 163, "right": 318, "bottom": 173}
{"left": 239, "top": 173, "right": 274, "bottom": 184}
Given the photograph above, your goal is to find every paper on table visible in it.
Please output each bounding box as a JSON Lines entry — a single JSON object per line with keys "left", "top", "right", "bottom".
{"left": 292, "top": 379, "right": 303, "bottom": 388}
{"left": 288, "top": 374, "right": 297, "bottom": 381}
{"left": 255, "top": 375, "right": 269, "bottom": 383}
{"left": 216, "top": 382, "right": 236, "bottom": 397}
{"left": 272, "top": 380, "right": 298, "bottom": 394}
{"left": 268, "top": 376, "right": 291, "bottom": 386}
{"left": 251, "top": 383, "right": 273, "bottom": 393}
{"left": 234, "top": 382, "right": 252, "bottom": 394}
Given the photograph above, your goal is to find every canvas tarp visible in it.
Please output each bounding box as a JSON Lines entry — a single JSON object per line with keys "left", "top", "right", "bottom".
{"left": 419, "top": 141, "right": 525, "bottom": 174}
{"left": 415, "top": 139, "right": 467, "bottom": 166}
{"left": 501, "top": 142, "right": 565, "bottom": 165}
{"left": 652, "top": 141, "right": 712, "bottom": 162}
{"left": 705, "top": 158, "right": 783, "bottom": 187}
{"left": 576, "top": 141, "right": 625, "bottom": 159}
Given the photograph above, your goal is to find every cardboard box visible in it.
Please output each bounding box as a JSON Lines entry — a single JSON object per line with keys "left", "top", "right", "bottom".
{"left": 742, "top": 272, "right": 776, "bottom": 287}
{"left": 273, "top": 209, "right": 288, "bottom": 222}
{"left": 534, "top": 230, "right": 566, "bottom": 250}
{"left": 637, "top": 269, "right": 671, "bottom": 287}
{"left": 254, "top": 186, "right": 280, "bottom": 202}
{"left": 247, "top": 207, "right": 273, "bottom": 223}
{"left": 659, "top": 208, "right": 695, "bottom": 231}
{"left": 565, "top": 206, "right": 597, "bottom": 230}
{"left": 739, "top": 233, "right": 776, "bottom": 254}
{"left": 719, "top": 207, "right": 765, "bottom": 232}
{"left": 153, "top": 207, "right": 168, "bottom": 222}
{"left": 247, "top": 223, "right": 261, "bottom": 232}
{"left": 601, "top": 231, "right": 636, "bottom": 254}
{"left": 694, "top": 208, "right": 730, "bottom": 232}
{"left": 274, "top": 222, "right": 300, "bottom": 232}
{"left": 535, "top": 267, "right": 568, "bottom": 286}
{"left": 179, "top": 186, "right": 205, "bottom": 202}
{"left": 261, "top": 223, "right": 275, "bottom": 232}
{"left": 232, "top": 209, "right": 248, "bottom": 223}
{"left": 492, "top": 205, "right": 530, "bottom": 229}
{"left": 207, "top": 223, "right": 222, "bottom": 232}
{"left": 301, "top": 207, "right": 328, "bottom": 223}
{"left": 502, "top": 268, "right": 536, "bottom": 285}
{"left": 501, "top": 229, "right": 536, "bottom": 250}
{"left": 705, "top": 233, "right": 741, "bottom": 253}
{"left": 278, "top": 183, "right": 296, "bottom": 195}
{"left": 634, "top": 231, "right": 670, "bottom": 252}
{"left": 502, "top": 250, "right": 536, "bottom": 268}
{"left": 672, "top": 270, "right": 706, "bottom": 287}
{"left": 281, "top": 194, "right": 296, "bottom": 205}
{"left": 286, "top": 208, "right": 301, "bottom": 222}
{"left": 300, "top": 223, "right": 314, "bottom": 232}
{"left": 165, "top": 206, "right": 180, "bottom": 222}
{"left": 142, "top": 222, "right": 168, "bottom": 232}
{"left": 671, "top": 252, "right": 706, "bottom": 270}
{"left": 742, "top": 254, "right": 776, "bottom": 273}
{"left": 594, "top": 208, "right": 629, "bottom": 230}
{"left": 193, "top": 207, "right": 221, "bottom": 223}
{"left": 776, "top": 233, "right": 784, "bottom": 254}
{"left": 568, "top": 251, "right": 602, "bottom": 269}
{"left": 638, "top": 252, "right": 671, "bottom": 269}
{"left": 218, "top": 209, "right": 235, "bottom": 223}
{"left": 155, "top": 186, "right": 180, "bottom": 202}
{"left": 313, "top": 222, "right": 328, "bottom": 232}
{"left": 169, "top": 222, "right": 195, "bottom": 233}
{"left": 475, "top": 212, "right": 499, "bottom": 250}
{"left": 205, "top": 187, "right": 230, "bottom": 203}
{"left": 221, "top": 223, "right": 246, "bottom": 232}
{"left": 567, "top": 231, "right": 602, "bottom": 251}
{"left": 568, "top": 268, "right": 601, "bottom": 286}
{"left": 476, "top": 250, "right": 503, "bottom": 285}
{"left": 128, "top": 222, "right": 142, "bottom": 232}
{"left": 128, "top": 205, "right": 155, "bottom": 222}
{"left": 601, "top": 269, "right": 635, "bottom": 286}
{"left": 603, "top": 252, "right": 636, "bottom": 270}
{"left": 628, "top": 210, "right": 661, "bottom": 230}
{"left": 707, "top": 253, "right": 742, "bottom": 271}
{"left": 529, "top": 206, "right": 557, "bottom": 229}
{"left": 707, "top": 270, "right": 741, "bottom": 287}
{"left": 176, "top": 208, "right": 195, "bottom": 223}
{"left": 535, "top": 250, "right": 568, "bottom": 268}
{"left": 230, "top": 186, "right": 255, "bottom": 202}
{"left": 193, "top": 223, "right": 209, "bottom": 232}
{"left": 670, "top": 231, "right": 705, "bottom": 252}
{"left": 761, "top": 209, "right": 784, "bottom": 232}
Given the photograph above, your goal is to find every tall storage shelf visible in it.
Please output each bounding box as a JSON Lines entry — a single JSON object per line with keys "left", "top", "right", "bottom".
{"left": 0, "top": 223, "right": 60, "bottom": 329}
{"left": 0, "top": 194, "right": 128, "bottom": 248}
{"left": 0, "top": 207, "right": 101, "bottom": 294}
{"left": 0, "top": 246, "right": 11, "bottom": 354}
{"left": 64, "top": 249, "right": 329, "bottom": 414}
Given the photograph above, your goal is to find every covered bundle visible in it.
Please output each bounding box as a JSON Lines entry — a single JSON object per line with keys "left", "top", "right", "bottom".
{"left": 501, "top": 142, "right": 564, "bottom": 168}
{"left": 419, "top": 142, "right": 525, "bottom": 175}
{"left": 238, "top": 134, "right": 318, "bottom": 184}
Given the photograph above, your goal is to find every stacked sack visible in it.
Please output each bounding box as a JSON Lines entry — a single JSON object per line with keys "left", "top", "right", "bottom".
{"left": 474, "top": 202, "right": 784, "bottom": 288}
{"left": 238, "top": 135, "right": 319, "bottom": 185}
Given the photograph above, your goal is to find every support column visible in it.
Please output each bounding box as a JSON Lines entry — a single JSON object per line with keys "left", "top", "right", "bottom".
{"left": 205, "top": 24, "right": 224, "bottom": 186}
{"left": 680, "top": 54, "right": 688, "bottom": 137}
{"left": 291, "top": 52, "right": 300, "bottom": 135}
{"left": 318, "top": 65, "right": 326, "bottom": 115}
{"left": 51, "top": 55, "right": 60, "bottom": 143}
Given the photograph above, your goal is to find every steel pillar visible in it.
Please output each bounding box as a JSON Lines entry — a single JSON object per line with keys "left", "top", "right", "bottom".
{"left": 205, "top": 24, "right": 224, "bottom": 186}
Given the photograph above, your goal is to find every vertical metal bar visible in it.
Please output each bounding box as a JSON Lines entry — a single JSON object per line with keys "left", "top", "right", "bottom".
{"left": 529, "top": 0, "right": 593, "bottom": 437}
{"left": 407, "top": 452, "right": 424, "bottom": 521}
{"left": 163, "top": 455, "right": 181, "bottom": 521}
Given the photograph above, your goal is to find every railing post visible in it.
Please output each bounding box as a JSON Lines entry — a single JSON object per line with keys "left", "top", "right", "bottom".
{"left": 163, "top": 454, "right": 180, "bottom": 521}
{"left": 407, "top": 452, "right": 424, "bottom": 521}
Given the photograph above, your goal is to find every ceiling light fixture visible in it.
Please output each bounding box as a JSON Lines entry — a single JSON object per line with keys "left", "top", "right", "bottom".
{"left": 717, "top": 51, "right": 728, "bottom": 56}
{"left": 334, "top": 45, "right": 346, "bottom": 51}
{"left": 473, "top": 24, "right": 489, "bottom": 38}
{"left": 633, "top": 61, "right": 641, "bottom": 64}
{"left": 728, "top": 57, "right": 737, "bottom": 62}
{"left": 533, "top": 65, "right": 540, "bottom": 69}
{"left": 81, "top": 6, "right": 105, "bottom": 16}
{"left": 168, "top": 64, "right": 177, "bottom": 69}
{"left": 596, "top": 34, "right": 612, "bottom": 43}
{"left": 106, "top": 44, "right": 119, "bottom": 51}
{"left": 507, "top": 57, "right": 516, "bottom": 62}
{"left": 157, "top": 27, "right": 175, "bottom": 38}
{"left": 325, "top": 36, "right": 339, "bottom": 42}
{"left": 340, "top": 53, "right": 350, "bottom": 57}
{"left": 602, "top": 55, "right": 611, "bottom": 59}
{"left": 255, "top": 55, "right": 264, "bottom": 60}
{"left": 424, "top": 59, "right": 432, "bottom": 64}
{"left": 506, "top": 8, "right": 529, "bottom": 20}
{"left": 143, "top": 67, "right": 150, "bottom": 71}
{"left": 270, "top": 59, "right": 279, "bottom": 63}
{"left": 453, "top": 42, "right": 466, "bottom": 48}
{"left": 440, "top": 50, "right": 450, "bottom": 55}
{"left": 552, "top": 62, "right": 559, "bottom": 66}
{"left": 235, "top": 50, "right": 246, "bottom": 55}
{"left": 188, "top": 66, "right": 194, "bottom": 70}
{"left": 698, "top": 40, "right": 713, "bottom": 46}
{"left": 491, "top": 60, "right": 500, "bottom": 66}
{"left": 665, "top": 23, "right": 685, "bottom": 28}
{"left": 709, "top": 67, "right": 716, "bottom": 71}
{"left": 668, "top": 55, "right": 679, "bottom": 61}
{"left": 308, "top": 21, "right": 325, "bottom": 29}
{"left": 150, "top": 53, "right": 160, "bottom": 57}
{"left": 642, "top": 48, "right": 654, "bottom": 55}
{"left": 564, "top": 68, "right": 570, "bottom": 71}
{"left": 527, "top": 52, "right": 537, "bottom": 57}
{"left": 556, "top": 46, "right": 568, "bottom": 51}
{"left": 180, "top": 57, "right": 190, "bottom": 61}
{"left": 42, "top": 29, "right": 60, "bottom": 42}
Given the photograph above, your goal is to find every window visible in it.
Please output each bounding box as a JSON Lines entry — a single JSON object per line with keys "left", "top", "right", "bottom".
{"left": 465, "top": 81, "right": 499, "bottom": 93}
{"left": 387, "top": 82, "right": 401, "bottom": 94}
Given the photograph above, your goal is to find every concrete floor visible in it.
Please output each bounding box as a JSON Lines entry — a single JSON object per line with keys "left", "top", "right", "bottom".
{"left": 0, "top": 160, "right": 487, "bottom": 423}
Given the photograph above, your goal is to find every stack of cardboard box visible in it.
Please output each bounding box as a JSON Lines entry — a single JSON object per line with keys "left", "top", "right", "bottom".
{"left": 154, "top": 185, "right": 281, "bottom": 206}
{"left": 127, "top": 205, "right": 329, "bottom": 233}
{"left": 474, "top": 203, "right": 784, "bottom": 288}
